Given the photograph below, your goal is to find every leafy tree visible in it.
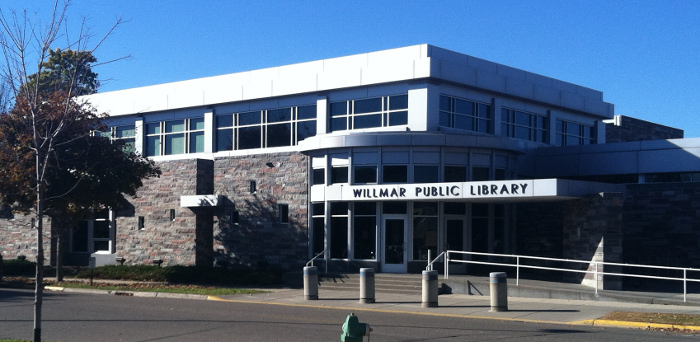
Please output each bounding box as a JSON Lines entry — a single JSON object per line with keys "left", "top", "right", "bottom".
{"left": 0, "top": 2, "right": 135, "bottom": 342}
{"left": 25, "top": 49, "right": 100, "bottom": 97}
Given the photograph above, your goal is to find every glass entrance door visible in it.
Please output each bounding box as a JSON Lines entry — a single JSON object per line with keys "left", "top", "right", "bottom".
{"left": 445, "top": 218, "right": 467, "bottom": 273}
{"left": 382, "top": 217, "right": 407, "bottom": 273}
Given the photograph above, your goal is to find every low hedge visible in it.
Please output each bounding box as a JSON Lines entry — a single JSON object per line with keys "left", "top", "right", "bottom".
{"left": 75, "top": 265, "right": 282, "bottom": 287}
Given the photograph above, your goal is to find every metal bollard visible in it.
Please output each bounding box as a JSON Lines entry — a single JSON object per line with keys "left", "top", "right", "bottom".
{"left": 421, "top": 270, "right": 438, "bottom": 308}
{"left": 359, "top": 268, "right": 375, "bottom": 304}
{"left": 489, "top": 272, "right": 508, "bottom": 312}
{"left": 303, "top": 266, "right": 318, "bottom": 300}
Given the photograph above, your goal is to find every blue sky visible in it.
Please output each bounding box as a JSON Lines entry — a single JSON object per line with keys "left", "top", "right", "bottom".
{"left": 6, "top": 1, "right": 700, "bottom": 137}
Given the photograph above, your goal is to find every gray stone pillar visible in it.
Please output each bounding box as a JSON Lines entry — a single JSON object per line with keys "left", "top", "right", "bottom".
{"left": 359, "top": 268, "right": 375, "bottom": 303}
{"left": 489, "top": 272, "right": 508, "bottom": 312}
{"left": 303, "top": 266, "right": 318, "bottom": 300}
{"left": 421, "top": 270, "right": 438, "bottom": 308}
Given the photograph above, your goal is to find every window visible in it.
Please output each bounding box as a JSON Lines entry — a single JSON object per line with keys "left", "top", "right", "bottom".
{"left": 331, "top": 166, "right": 348, "bottom": 184}
{"left": 413, "top": 202, "right": 438, "bottom": 260}
{"left": 556, "top": 120, "right": 595, "bottom": 146}
{"left": 353, "top": 202, "right": 376, "bottom": 259}
{"left": 312, "top": 168, "right": 325, "bottom": 185}
{"left": 146, "top": 118, "right": 204, "bottom": 156}
{"left": 439, "top": 95, "right": 491, "bottom": 133}
{"left": 383, "top": 165, "right": 407, "bottom": 183}
{"left": 216, "top": 105, "right": 316, "bottom": 151}
{"left": 312, "top": 203, "right": 325, "bottom": 255}
{"left": 101, "top": 125, "right": 136, "bottom": 152}
{"left": 354, "top": 165, "right": 377, "bottom": 184}
{"left": 71, "top": 210, "right": 112, "bottom": 253}
{"left": 501, "top": 108, "right": 547, "bottom": 143}
{"left": 278, "top": 203, "right": 289, "bottom": 224}
{"left": 330, "top": 203, "right": 349, "bottom": 259}
{"left": 329, "top": 94, "right": 408, "bottom": 132}
{"left": 414, "top": 165, "right": 438, "bottom": 183}
{"left": 444, "top": 166, "right": 467, "bottom": 182}
{"left": 472, "top": 167, "right": 490, "bottom": 181}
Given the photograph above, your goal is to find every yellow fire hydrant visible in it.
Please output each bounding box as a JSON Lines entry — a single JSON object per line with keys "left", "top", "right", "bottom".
{"left": 341, "top": 313, "right": 372, "bottom": 342}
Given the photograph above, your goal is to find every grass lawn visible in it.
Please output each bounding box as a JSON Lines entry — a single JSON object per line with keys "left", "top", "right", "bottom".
{"left": 600, "top": 311, "right": 700, "bottom": 326}
{"left": 53, "top": 281, "right": 266, "bottom": 296}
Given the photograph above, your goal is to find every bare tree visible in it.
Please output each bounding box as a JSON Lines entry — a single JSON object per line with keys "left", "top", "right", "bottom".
{"left": 0, "top": 2, "right": 124, "bottom": 341}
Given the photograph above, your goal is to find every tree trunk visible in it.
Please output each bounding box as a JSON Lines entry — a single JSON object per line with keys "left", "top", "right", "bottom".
{"left": 34, "top": 201, "right": 44, "bottom": 342}
{"left": 55, "top": 231, "right": 64, "bottom": 282}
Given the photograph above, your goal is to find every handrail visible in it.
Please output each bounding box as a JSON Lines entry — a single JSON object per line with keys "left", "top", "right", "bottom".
{"left": 306, "top": 249, "right": 328, "bottom": 274}
{"left": 440, "top": 250, "right": 700, "bottom": 302}
{"left": 425, "top": 251, "right": 445, "bottom": 271}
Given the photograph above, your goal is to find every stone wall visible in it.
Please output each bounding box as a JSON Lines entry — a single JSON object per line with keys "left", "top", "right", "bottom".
{"left": 606, "top": 115, "right": 683, "bottom": 143}
{"left": 0, "top": 207, "right": 50, "bottom": 262}
{"left": 113, "top": 159, "right": 201, "bottom": 266}
{"left": 516, "top": 202, "right": 564, "bottom": 259}
{"left": 562, "top": 193, "right": 623, "bottom": 290}
{"left": 622, "top": 183, "right": 700, "bottom": 268}
{"left": 515, "top": 193, "right": 623, "bottom": 289}
{"left": 213, "top": 152, "right": 309, "bottom": 271}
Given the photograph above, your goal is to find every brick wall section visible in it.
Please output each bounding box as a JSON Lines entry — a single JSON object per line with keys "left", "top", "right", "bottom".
{"left": 114, "top": 159, "right": 200, "bottom": 266}
{"left": 516, "top": 202, "right": 564, "bottom": 259}
{"left": 515, "top": 194, "right": 623, "bottom": 289}
{"left": 0, "top": 208, "right": 50, "bottom": 262}
{"left": 562, "top": 193, "right": 623, "bottom": 289}
{"left": 213, "top": 152, "right": 309, "bottom": 270}
{"left": 606, "top": 115, "right": 684, "bottom": 143}
{"left": 622, "top": 183, "right": 700, "bottom": 268}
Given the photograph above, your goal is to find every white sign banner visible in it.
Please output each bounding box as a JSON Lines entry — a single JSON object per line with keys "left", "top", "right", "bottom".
{"left": 339, "top": 180, "right": 534, "bottom": 201}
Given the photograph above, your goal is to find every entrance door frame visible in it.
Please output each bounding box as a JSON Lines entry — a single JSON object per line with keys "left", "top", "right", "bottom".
{"left": 443, "top": 215, "right": 468, "bottom": 273}
{"left": 381, "top": 215, "right": 408, "bottom": 273}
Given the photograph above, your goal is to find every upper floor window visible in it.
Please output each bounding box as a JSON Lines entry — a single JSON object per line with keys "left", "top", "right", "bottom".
{"left": 329, "top": 95, "right": 408, "bottom": 132}
{"left": 146, "top": 118, "right": 204, "bottom": 156}
{"left": 556, "top": 120, "right": 595, "bottom": 146}
{"left": 216, "top": 104, "right": 316, "bottom": 151}
{"left": 100, "top": 125, "right": 136, "bottom": 152}
{"left": 439, "top": 95, "right": 491, "bottom": 133}
{"left": 501, "top": 108, "right": 548, "bottom": 143}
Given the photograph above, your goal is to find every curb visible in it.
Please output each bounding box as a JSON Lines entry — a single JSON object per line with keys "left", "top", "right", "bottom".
{"left": 588, "top": 319, "right": 700, "bottom": 333}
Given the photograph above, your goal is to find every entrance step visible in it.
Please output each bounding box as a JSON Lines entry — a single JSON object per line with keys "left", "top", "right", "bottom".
{"left": 318, "top": 273, "right": 429, "bottom": 296}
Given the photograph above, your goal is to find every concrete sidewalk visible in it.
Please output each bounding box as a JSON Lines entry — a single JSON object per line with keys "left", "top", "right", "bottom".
{"left": 210, "top": 287, "right": 700, "bottom": 331}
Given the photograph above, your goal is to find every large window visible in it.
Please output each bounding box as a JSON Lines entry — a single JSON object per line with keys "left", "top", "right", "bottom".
{"left": 413, "top": 202, "right": 438, "bottom": 260}
{"left": 330, "top": 203, "right": 349, "bottom": 259}
{"left": 501, "top": 108, "right": 548, "bottom": 143}
{"left": 146, "top": 118, "right": 204, "bottom": 156}
{"left": 329, "top": 95, "right": 408, "bottom": 132}
{"left": 216, "top": 105, "right": 316, "bottom": 151}
{"left": 71, "top": 210, "right": 112, "bottom": 254}
{"left": 556, "top": 120, "right": 595, "bottom": 146}
{"left": 439, "top": 95, "right": 491, "bottom": 133}
{"left": 100, "top": 125, "right": 136, "bottom": 152}
{"left": 312, "top": 203, "right": 325, "bottom": 255}
{"left": 353, "top": 202, "right": 376, "bottom": 260}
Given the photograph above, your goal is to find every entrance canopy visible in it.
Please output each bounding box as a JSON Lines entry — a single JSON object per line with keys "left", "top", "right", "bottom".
{"left": 312, "top": 179, "right": 624, "bottom": 203}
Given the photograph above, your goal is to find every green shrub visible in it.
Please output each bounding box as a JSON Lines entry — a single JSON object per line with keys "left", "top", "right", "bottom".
{"left": 3, "top": 258, "right": 36, "bottom": 276}
{"left": 76, "top": 265, "right": 169, "bottom": 281}
{"left": 74, "top": 264, "right": 282, "bottom": 286}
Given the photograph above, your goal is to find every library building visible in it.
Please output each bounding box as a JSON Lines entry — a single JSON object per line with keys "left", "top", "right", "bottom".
{"left": 2, "top": 45, "right": 699, "bottom": 289}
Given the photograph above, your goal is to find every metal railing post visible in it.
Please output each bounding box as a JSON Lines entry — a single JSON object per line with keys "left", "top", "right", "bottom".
{"left": 516, "top": 256, "right": 520, "bottom": 286}
{"left": 444, "top": 251, "right": 449, "bottom": 280}
{"left": 684, "top": 269, "right": 688, "bottom": 303}
{"left": 427, "top": 249, "right": 432, "bottom": 271}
